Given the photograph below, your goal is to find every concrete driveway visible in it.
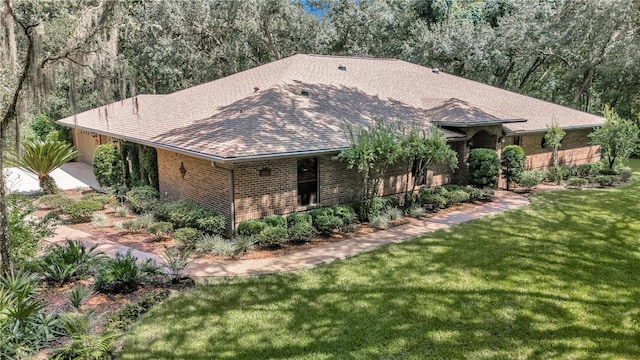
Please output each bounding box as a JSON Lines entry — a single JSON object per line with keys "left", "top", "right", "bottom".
{"left": 4, "top": 162, "right": 102, "bottom": 194}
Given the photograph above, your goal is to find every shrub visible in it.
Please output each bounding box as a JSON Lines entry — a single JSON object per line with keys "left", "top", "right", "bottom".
{"left": 617, "top": 166, "right": 633, "bottom": 182}
{"left": 257, "top": 226, "right": 289, "bottom": 246}
{"left": 408, "top": 206, "right": 427, "bottom": 218}
{"left": 462, "top": 186, "right": 483, "bottom": 202}
{"left": 161, "top": 246, "right": 193, "bottom": 282}
{"left": 567, "top": 177, "right": 589, "bottom": 188}
{"left": 38, "top": 194, "right": 71, "bottom": 211}
{"left": 599, "top": 167, "right": 618, "bottom": 176}
{"left": 173, "top": 227, "right": 202, "bottom": 248}
{"left": 546, "top": 165, "right": 565, "bottom": 184}
{"left": 81, "top": 192, "right": 111, "bottom": 206}
{"left": 519, "top": 170, "right": 545, "bottom": 191}
{"left": 314, "top": 215, "right": 344, "bottom": 236}
{"left": 288, "top": 222, "right": 316, "bottom": 243}
{"left": 468, "top": 148, "right": 500, "bottom": 188}
{"left": 8, "top": 194, "right": 56, "bottom": 266}
{"left": 233, "top": 235, "right": 257, "bottom": 253}
{"left": 121, "top": 219, "right": 144, "bottom": 232}
{"left": 135, "top": 212, "right": 156, "bottom": 229}
{"left": 237, "top": 219, "right": 267, "bottom": 237}
{"left": 444, "top": 189, "right": 470, "bottom": 205}
{"left": 196, "top": 215, "right": 226, "bottom": 235}
{"left": 421, "top": 194, "right": 447, "bottom": 212}
{"left": 331, "top": 204, "right": 358, "bottom": 225}
{"left": 68, "top": 285, "right": 93, "bottom": 311}
{"left": 353, "top": 197, "right": 390, "bottom": 222}
{"left": 577, "top": 162, "right": 603, "bottom": 177}
{"left": 147, "top": 221, "right": 174, "bottom": 241}
{"left": 126, "top": 186, "right": 160, "bottom": 214}
{"left": 165, "top": 199, "right": 214, "bottom": 229}
{"left": 95, "top": 251, "right": 140, "bottom": 294}
{"left": 309, "top": 207, "right": 334, "bottom": 221}
{"left": 64, "top": 200, "right": 103, "bottom": 223}
{"left": 93, "top": 143, "right": 122, "bottom": 187}
{"left": 287, "top": 212, "right": 312, "bottom": 227}
{"left": 108, "top": 290, "right": 170, "bottom": 331}
{"left": 596, "top": 175, "right": 616, "bottom": 187}
{"left": 501, "top": 145, "right": 526, "bottom": 190}
{"left": 196, "top": 234, "right": 237, "bottom": 256}
{"left": 384, "top": 207, "right": 404, "bottom": 220}
{"left": 39, "top": 240, "right": 105, "bottom": 284}
{"left": 91, "top": 213, "right": 108, "bottom": 228}
{"left": 115, "top": 205, "right": 130, "bottom": 217}
{"left": 370, "top": 214, "right": 390, "bottom": 229}
{"left": 262, "top": 215, "right": 287, "bottom": 228}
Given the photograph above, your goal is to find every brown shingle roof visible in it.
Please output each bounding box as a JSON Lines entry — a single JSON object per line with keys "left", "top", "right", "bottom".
{"left": 57, "top": 54, "right": 604, "bottom": 160}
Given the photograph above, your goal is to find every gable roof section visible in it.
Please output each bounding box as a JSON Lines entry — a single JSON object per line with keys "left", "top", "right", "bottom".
{"left": 57, "top": 54, "right": 604, "bottom": 161}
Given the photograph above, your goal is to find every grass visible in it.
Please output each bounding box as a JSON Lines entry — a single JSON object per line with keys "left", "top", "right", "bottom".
{"left": 120, "top": 161, "right": 640, "bottom": 359}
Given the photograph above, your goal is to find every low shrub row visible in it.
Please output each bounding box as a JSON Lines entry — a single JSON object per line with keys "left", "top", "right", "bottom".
{"left": 38, "top": 192, "right": 110, "bottom": 224}
{"left": 418, "top": 185, "right": 484, "bottom": 212}
{"left": 519, "top": 162, "right": 632, "bottom": 190}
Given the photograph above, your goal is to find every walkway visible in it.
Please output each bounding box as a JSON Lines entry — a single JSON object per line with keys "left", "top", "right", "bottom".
{"left": 47, "top": 190, "right": 529, "bottom": 277}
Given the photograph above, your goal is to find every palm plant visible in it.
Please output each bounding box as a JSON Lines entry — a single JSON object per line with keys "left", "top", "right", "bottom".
{"left": 19, "top": 140, "right": 79, "bottom": 194}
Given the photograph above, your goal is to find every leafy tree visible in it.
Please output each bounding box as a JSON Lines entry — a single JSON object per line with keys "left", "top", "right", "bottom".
{"left": 500, "top": 145, "right": 525, "bottom": 190}
{"left": 468, "top": 148, "right": 500, "bottom": 188}
{"left": 19, "top": 140, "right": 79, "bottom": 194}
{"left": 7, "top": 193, "right": 55, "bottom": 267}
{"left": 544, "top": 121, "right": 566, "bottom": 167}
{"left": 589, "top": 107, "right": 640, "bottom": 170}
{"left": 93, "top": 144, "right": 122, "bottom": 188}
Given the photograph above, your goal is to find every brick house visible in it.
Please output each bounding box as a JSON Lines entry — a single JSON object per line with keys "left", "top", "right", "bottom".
{"left": 57, "top": 54, "right": 604, "bottom": 229}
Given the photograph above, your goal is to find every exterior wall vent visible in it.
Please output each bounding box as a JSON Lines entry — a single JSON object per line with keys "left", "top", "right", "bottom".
{"left": 301, "top": 89, "right": 309, "bottom": 96}
{"left": 432, "top": 68, "right": 440, "bottom": 74}
{"left": 338, "top": 64, "right": 347, "bottom": 71}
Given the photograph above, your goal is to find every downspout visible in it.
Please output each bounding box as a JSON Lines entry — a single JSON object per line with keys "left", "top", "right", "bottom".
{"left": 212, "top": 162, "right": 235, "bottom": 235}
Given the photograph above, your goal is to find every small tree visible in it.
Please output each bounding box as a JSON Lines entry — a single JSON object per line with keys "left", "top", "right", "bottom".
{"left": 468, "top": 148, "right": 500, "bottom": 188}
{"left": 500, "top": 145, "right": 526, "bottom": 190}
{"left": 544, "top": 121, "right": 566, "bottom": 167}
{"left": 93, "top": 144, "right": 122, "bottom": 188}
{"left": 18, "top": 140, "right": 79, "bottom": 194}
{"left": 337, "top": 119, "right": 403, "bottom": 218}
{"left": 589, "top": 107, "right": 640, "bottom": 170}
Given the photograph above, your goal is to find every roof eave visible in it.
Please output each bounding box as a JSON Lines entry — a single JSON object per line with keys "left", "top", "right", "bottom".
{"left": 504, "top": 123, "right": 603, "bottom": 135}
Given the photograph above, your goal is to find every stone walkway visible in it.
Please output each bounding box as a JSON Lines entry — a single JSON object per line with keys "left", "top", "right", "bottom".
{"left": 47, "top": 190, "right": 529, "bottom": 278}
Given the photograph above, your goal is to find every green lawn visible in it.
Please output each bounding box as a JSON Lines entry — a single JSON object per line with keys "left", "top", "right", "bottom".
{"left": 120, "top": 161, "right": 640, "bottom": 359}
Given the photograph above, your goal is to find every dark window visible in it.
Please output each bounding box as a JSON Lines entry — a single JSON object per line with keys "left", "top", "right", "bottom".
{"left": 297, "top": 157, "right": 318, "bottom": 206}
{"left": 513, "top": 136, "right": 521, "bottom": 146}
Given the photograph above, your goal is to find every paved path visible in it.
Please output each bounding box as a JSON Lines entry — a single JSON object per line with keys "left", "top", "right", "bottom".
{"left": 6, "top": 162, "right": 103, "bottom": 194}
{"left": 46, "top": 191, "right": 528, "bottom": 277}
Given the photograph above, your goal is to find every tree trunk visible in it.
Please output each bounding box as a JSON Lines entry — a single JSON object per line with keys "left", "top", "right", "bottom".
{"left": 0, "top": 124, "right": 13, "bottom": 274}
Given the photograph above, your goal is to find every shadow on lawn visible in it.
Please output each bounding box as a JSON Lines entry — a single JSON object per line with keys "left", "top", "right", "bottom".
{"left": 120, "top": 182, "right": 640, "bottom": 359}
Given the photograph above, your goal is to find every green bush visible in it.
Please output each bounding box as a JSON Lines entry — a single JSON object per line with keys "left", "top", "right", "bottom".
{"left": 519, "top": 170, "right": 545, "bottom": 190}
{"left": 370, "top": 214, "right": 390, "bottom": 229}
{"left": 546, "top": 165, "right": 565, "bottom": 184}
{"left": 577, "top": 162, "right": 603, "bottom": 177}
{"left": 95, "top": 251, "right": 140, "bottom": 294}
{"left": 262, "top": 215, "right": 287, "bottom": 228}
{"left": 408, "top": 206, "right": 427, "bottom": 218}
{"left": 237, "top": 219, "right": 267, "bottom": 237}
{"left": 38, "top": 240, "right": 105, "bottom": 284}
{"left": 314, "top": 215, "right": 344, "bottom": 236}
{"left": 93, "top": 143, "right": 122, "bottom": 187}
{"left": 64, "top": 200, "right": 104, "bottom": 223}
{"left": 126, "top": 186, "right": 160, "bottom": 214}
{"left": 331, "top": 204, "right": 358, "bottom": 225}
{"left": 617, "top": 166, "right": 633, "bottom": 182}
{"left": 309, "top": 207, "right": 334, "bottom": 220}
{"left": 173, "top": 227, "right": 203, "bottom": 248}
{"left": 257, "top": 226, "right": 289, "bottom": 246}
{"left": 165, "top": 199, "right": 214, "bottom": 229}
{"left": 567, "top": 177, "right": 589, "bottom": 188}
{"left": 462, "top": 186, "right": 483, "bottom": 202}
{"left": 233, "top": 235, "right": 257, "bottom": 254}
{"left": 384, "top": 207, "right": 404, "bottom": 220}
{"left": 501, "top": 145, "right": 526, "bottom": 190}
{"left": 596, "top": 175, "right": 616, "bottom": 187}
{"left": 353, "top": 197, "right": 390, "bottom": 222}
{"left": 287, "top": 212, "right": 312, "bottom": 227}
{"left": 81, "top": 192, "right": 111, "bottom": 206}
{"left": 196, "top": 215, "right": 226, "bottom": 235}
{"left": 444, "top": 189, "right": 470, "bottom": 205}
{"left": 468, "top": 148, "right": 500, "bottom": 188}
{"left": 288, "top": 222, "right": 317, "bottom": 243}
{"left": 196, "top": 234, "right": 237, "bottom": 256}
{"left": 108, "top": 290, "right": 170, "bottom": 331}
{"left": 8, "top": 194, "right": 56, "bottom": 267}
{"left": 421, "top": 194, "right": 447, "bottom": 212}
{"left": 147, "top": 221, "right": 174, "bottom": 241}
{"left": 38, "top": 194, "right": 72, "bottom": 211}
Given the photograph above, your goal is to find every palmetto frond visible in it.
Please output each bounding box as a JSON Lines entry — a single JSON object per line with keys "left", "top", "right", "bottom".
{"left": 19, "top": 140, "right": 79, "bottom": 180}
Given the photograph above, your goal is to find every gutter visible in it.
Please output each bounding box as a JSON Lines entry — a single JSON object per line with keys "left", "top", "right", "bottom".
{"left": 212, "top": 162, "right": 235, "bottom": 233}
{"left": 504, "top": 123, "right": 603, "bottom": 135}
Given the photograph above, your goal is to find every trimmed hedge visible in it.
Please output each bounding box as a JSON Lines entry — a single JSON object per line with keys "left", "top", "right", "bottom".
{"left": 314, "top": 215, "right": 343, "bottom": 236}
{"left": 288, "top": 222, "right": 316, "bottom": 243}
{"left": 64, "top": 200, "right": 104, "bottom": 223}
{"left": 196, "top": 215, "right": 226, "bottom": 235}
{"left": 287, "top": 212, "right": 312, "bottom": 227}
{"left": 172, "top": 227, "right": 202, "bottom": 248}
{"left": 164, "top": 199, "right": 214, "bottom": 229}
{"left": 262, "top": 215, "right": 287, "bottom": 228}
{"left": 468, "top": 148, "right": 500, "bottom": 188}
{"left": 38, "top": 194, "right": 72, "bottom": 211}
{"left": 237, "top": 219, "right": 267, "bottom": 237}
{"left": 257, "top": 226, "right": 289, "bottom": 246}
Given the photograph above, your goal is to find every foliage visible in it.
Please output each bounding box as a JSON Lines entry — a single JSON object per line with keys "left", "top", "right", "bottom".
{"left": 67, "top": 285, "right": 94, "bottom": 311}
{"left": 38, "top": 194, "right": 72, "bottom": 211}
{"left": 617, "top": 166, "right": 633, "bottom": 182}
{"left": 38, "top": 240, "right": 105, "bottom": 284}
{"left": 500, "top": 145, "right": 526, "bottom": 190}
{"left": 93, "top": 144, "right": 123, "bottom": 188}
{"left": 589, "top": 107, "right": 640, "bottom": 169}
{"left": 18, "top": 140, "right": 79, "bottom": 194}
{"left": 257, "top": 226, "right": 289, "bottom": 246}
{"left": 354, "top": 197, "right": 391, "bottom": 222}
{"left": 314, "top": 215, "right": 343, "bottom": 236}
{"left": 262, "top": 215, "right": 287, "bottom": 228}
{"left": 0, "top": 270, "right": 56, "bottom": 359}
{"left": 408, "top": 206, "right": 427, "bottom": 218}
{"left": 577, "top": 162, "right": 603, "bottom": 178}
{"left": 595, "top": 175, "right": 616, "bottom": 187}
{"left": 462, "top": 186, "right": 483, "bottom": 202}
{"left": 468, "top": 149, "right": 500, "bottom": 188}
{"left": 421, "top": 193, "right": 447, "bottom": 212}
{"left": 107, "top": 290, "right": 170, "bottom": 331}
{"left": 95, "top": 251, "right": 140, "bottom": 294}
{"left": 444, "top": 189, "right": 470, "bottom": 205}
{"left": 91, "top": 213, "right": 108, "bottom": 228}
{"left": 369, "top": 214, "right": 390, "bottom": 229}
{"left": 164, "top": 199, "right": 215, "bottom": 229}
{"left": 237, "top": 219, "right": 267, "bottom": 237}
{"left": 63, "top": 200, "right": 103, "bottom": 223}
{"left": 232, "top": 235, "right": 257, "bottom": 254}
{"left": 330, "top": 204, "right": 358, "bottom": 225}
{"left": 126, "top": 186, "right": 160, "bottom": 214}
{"left": 519, "top": 170, "right": 546, "bottom": 191}
{"left": 28, "top": 114, "right": 57, "bottom": 141}
{"left": 173, "top": 227, "right": 203, "bottom": 249}
{"left": 161, "top": 246, "right": 193, "bottom": 282}
{"left": 147, "top": 222, "right": 174, "bottom": 241}
{"left": 51, "top": 311, "right": 120, "bottom": 360}
{"left": 196, "top": 215, "right": 226, "bottom": 236}
{"left": 115, "top": 205, "right": 130, "bottom": 217}
{"left": 544, "top": 122, "right": 566, "bottom": 167}
{"left": 8, "top": 193, "right": 56, "bottom": 266}
{"left": 287, "top": 222, "right": 317, "bottom": 243}
{"left": 196, "top": 234, "right": 236, "bottom": 256}
{"left": 81, "top": 192, "right": 111, "bottom": 206}
{"left": 546, "top": 165, "right": 565, "bottom": 185}
{"left": 336, "top": 119, "right": 403, "bottom": 217}
{"left": 134, "top": 212, "right": 156, "bottom": 230}
{"left": 567, "top": 177, "right": 589, "bottom": 188}
{"left": 384, "top": 207, "right": 404, "bottom": 221}
{"left": 287, "top": 212, "right": 313, "bottom": 227}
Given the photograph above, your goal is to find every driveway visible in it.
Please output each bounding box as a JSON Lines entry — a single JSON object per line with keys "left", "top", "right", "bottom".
{"left": 4, "top": 162, "right": 102, "bottom": 194}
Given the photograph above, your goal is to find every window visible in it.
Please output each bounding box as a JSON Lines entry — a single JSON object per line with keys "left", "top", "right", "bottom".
{"left": 513, "top": 136, "right": 521, "bottom": 146}
{"left": 297, "top": 157, "right": 318, "bottom": 206}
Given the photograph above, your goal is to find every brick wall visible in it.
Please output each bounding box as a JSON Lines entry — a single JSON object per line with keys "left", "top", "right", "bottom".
{"left": 156, "top": 149, "right": 232, "bottom": 222}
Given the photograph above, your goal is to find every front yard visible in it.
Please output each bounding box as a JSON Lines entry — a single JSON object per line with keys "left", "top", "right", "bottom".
{"left": 118, "top": 159, "right": 640, "bottom": 359}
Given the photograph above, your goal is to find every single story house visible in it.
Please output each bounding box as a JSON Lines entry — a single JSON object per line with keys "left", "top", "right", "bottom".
{"left": 57, "top": 54, "right": 604, "bottom": 229}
